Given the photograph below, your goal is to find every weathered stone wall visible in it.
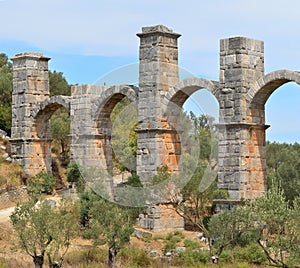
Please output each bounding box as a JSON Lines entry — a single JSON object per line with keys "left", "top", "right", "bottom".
{"left": 10, "top": 53, "right": 52, "bottom": 175}
{"left": 0, "top": 187, "right": 27, "bottom": 205}
{"left": 136, "top": 25, "right": 181, "bottom": 182}
{"left": 136, "top": 203, "right": 184, "bottom": 231}
{"left": 217, "top": 37, "right": 267, "bottom": 200}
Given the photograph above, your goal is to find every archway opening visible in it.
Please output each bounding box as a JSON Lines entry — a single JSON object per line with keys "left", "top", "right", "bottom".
{"left": 95, "top": 93, "right": 138, "bottom": 184}
{"left": 265, "top": 82, "right": 300, "bottom": 202}
{"left": 50, "top": 107, "right": 70, "bottom": 188}
{"left": 166, "top": 87, "right": 220, "bottom": 231}
{"left": 33, "top": 103, "right": 70, "bottom": 190}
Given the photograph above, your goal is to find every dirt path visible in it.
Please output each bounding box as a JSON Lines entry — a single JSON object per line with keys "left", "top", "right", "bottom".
{"left": 0, "top": 206, "right": 14, "bottom": 223}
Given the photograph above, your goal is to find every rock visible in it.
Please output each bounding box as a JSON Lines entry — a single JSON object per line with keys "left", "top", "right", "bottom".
{"left": 0, "top": 145, "right": 6, "bottom": 150}
{"left": 133, "top": 228, "right": 152, "bottom": 240}
{"left": 2, "top": 153, "right": 8, "bottom": 158}
{"left": 175, "top": 247, "right": 186, "bottom": 253}
{"left": 147, "top": 249, "right": 159, "bottom": 257}
{"left": 165, "top": 251, "right": 172, "bottom": 257}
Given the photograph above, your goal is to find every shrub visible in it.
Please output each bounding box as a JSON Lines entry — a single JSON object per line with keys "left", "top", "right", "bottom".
{"left": 0, "top": 257, "right": 8, "bottom": 268}
{"left": 27, "top": 171, "right": 56, "bottom": 195}
{"left": 67, "top": 162, "right": 85, "bottom": 193}
{"left": 184, "top": 239, "right": 201, "bottom": 250}
{"left": 118, "top": 247, "right": 151, "bottom": 267}
{"left": 64, "top": 248, "right": 106, "bottom": 265}
{"left": 218, "top": 249, "right": 233, "bottom": 263}
{"left": 233, "top": 243, "right": 266, "bottom": 264}
{"left": 175, "top": 249, "right": 210, "bottom": 266}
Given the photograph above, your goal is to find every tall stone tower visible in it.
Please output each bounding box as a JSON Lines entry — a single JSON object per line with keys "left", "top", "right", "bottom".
{"left": 217, "top": 37, "right": 266, "bottom": 203}
{"left": 136, "top": 25, "right": 181, "bottom": 182}
{"left": 10, "top": 53, "right": 51, "bottom": 175}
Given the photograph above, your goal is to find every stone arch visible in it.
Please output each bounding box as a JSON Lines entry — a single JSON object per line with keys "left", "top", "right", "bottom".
{"left": 247, "top": 70, "right": 300, "bottom": 125}
{"left": 32, "top": 96, "right": 71, "bottom": 139}
{"left": 93, "top": 85, "right": 138, "bottom": 121}
{"left": 164, "top": 77, "right": 220, "bottom": 110}
{"left": 28, "top": 96, "right": 71, "bottom": 173}
{"left": 92, "top": 85, "right": 138, "bottom": 173}
{"left": 242, "top": 70, "right": 300, "bottom": 200}
{"left": 248, "top": 70, "right": 300, "bottom": 105}
{"left": 159, "top": 78, "right": 220, "bottom": 174}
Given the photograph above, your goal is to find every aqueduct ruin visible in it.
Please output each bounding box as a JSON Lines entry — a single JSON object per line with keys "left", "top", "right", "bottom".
{"left": 10, "top": 25, "right": 300, "bottom": 206}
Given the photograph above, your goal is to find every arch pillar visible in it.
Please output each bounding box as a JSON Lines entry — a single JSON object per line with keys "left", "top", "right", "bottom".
{"left": 10, "top": 53, "right": 52, "bottom": 175}
{"left": 217, "top": 37, "right": 267, "bottom": 206}
{"left": 136, "top": 25, "right": 181, "bottom": 183}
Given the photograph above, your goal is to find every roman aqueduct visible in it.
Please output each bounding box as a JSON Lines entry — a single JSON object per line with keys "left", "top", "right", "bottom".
{"left": 10, "top": 25, "right": 300, "bottom": 206}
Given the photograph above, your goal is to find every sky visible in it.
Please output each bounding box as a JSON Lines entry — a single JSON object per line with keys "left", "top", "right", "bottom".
{"left": 0, "top": 0, "right": 300, "bottom": 143}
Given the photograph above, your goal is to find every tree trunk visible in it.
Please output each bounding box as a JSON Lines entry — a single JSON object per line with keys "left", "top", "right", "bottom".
{"left": 108, "top": 246, "right": 119, "bottom": 268}
{"left": 33, "top": 255, "right": 44, "bottom": 268}
{"left": 49, "top": 262, "right": 61, "bottom": 268}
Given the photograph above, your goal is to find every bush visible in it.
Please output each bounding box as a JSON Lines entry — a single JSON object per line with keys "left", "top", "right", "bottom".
{"left": 233, "top": 243, "right": 266, "bottom": 264}
{"left": 27, "top": 171, "right": 56, "bottom": 195}
{"left": 118, "top": 247, "right": 151, "bottom": 267}
{"left": 218, "top": 249, "right": 233, "bottom": 263}
{"left": 64, "top": 248, "right": 107, "bottom": 265}
{"left": 175, "top": 249, "right": 210, "bottom": 266}
{"left": 0, "top": 257, "right": 8, "bottom": 268}
{"left": 184, "top": 239, "right": 201, "bottom": 250}
{"left": 67, "top": 162, "right": 85, "bottom": 193}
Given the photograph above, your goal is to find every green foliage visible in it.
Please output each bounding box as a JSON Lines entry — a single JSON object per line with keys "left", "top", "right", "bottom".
{"left": 0, "top": 53, "right": 13, "bottom": 134}
{"left": 50, "top": 108, "right": 70, "bottom": 164}
{"left": 118, "top": 247, "right": 151, "bottom": 267}
{"left": 110, "top": 97, "right": 137, "bottom": 172}
{"left": 80, "top": 189, "right": 136, "bottom": 267}
{"left": 174, "top": 249, "right": 210, "bottom": 266}
{"left": 126, "top": 172, "right": 143, "bottom": 187}
{"left": 27, "top": 171, "right": 56, "bottom": 196}
{"left": 163, "top": 231, "right": 184, "bottom": 252}
{"left": 149, "top": 165, "right": 170, "bottom": 186}
{"left": 209, "top": 183, "right": 300, "bottom": 267}
{"left": 49, "top": 70, "right": 71, "bottom": 96}
{"left": 208, "top": 202, "right": 259, "bottom": 256}
{"left": 232, "top": 243, "right": 266, "bottom": 265}
{"left": 67, "top": 162, "right": 85, "bottom": 193}
{"left": 184, "top": 238, "right": 202, "bottom": 250}
{"left": 266, "top": 141, "right": 300, "bottom": 202}
{"left": 0, "top": 105, "right": 11, "bottom": 134}
{"left": 252, "top": 183, "right": 300, "bottom": 267}
{"left": 64, "top": 248, "right": 107, "bottom": 266}
{"left": 10, "top": 197, "right": 79, "bottom": 268}
{"left": 212, "top": 189, "right": 229, "bottom": 200}
{"left": 0, "top": 257, "right": 9, "bottom": 268}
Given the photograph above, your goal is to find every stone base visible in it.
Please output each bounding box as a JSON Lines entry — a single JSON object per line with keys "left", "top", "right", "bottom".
{"left": 213, "top": 199, "right": 242, "bottom": 213}
{"left": 136, "top": 203, "right": 184, "bottom": 231}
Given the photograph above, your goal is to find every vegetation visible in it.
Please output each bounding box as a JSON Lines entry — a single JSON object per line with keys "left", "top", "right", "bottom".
{"left": 110, "top": 97, "right": 137, "bottom": 173}
{"left": 266, "top": 142, "right": 300, "bottom": 202}
{"left": 0, "top": 53, "right": 12, "bottom": 135}
{"left": 0, "top": 51, "right": 300, "bottom": 267}
{"left": 27, "top": 171, "right": 56, "bottom": 196}
{"left": 10, "top": 195, "right": 79, "bottom": 268}
{"left": 66, "top": 162, "right": 85, "bottom": 193}
{"left": 80, "top": 189, "right": 136, "bottom": 268}
{"left": 209, "top": 182, "right": 300, "bottom": 267}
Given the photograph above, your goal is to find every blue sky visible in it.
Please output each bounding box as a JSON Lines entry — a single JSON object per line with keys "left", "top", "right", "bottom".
{"left": 1, "top": 0, "right": 300, "bottom": 143}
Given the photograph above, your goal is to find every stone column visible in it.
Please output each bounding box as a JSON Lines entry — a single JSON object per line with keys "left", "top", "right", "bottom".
{"left": 10, "top": 53, "right": 51, "bottom": 175}
{"left": 136, "top": 25, "right": 181, "bottom": 183}
{"left": 217, "top": 37, "right": 266, "bottom": 204}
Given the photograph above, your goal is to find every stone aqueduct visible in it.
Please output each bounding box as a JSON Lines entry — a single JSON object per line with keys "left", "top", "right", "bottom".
{"left": 10, "top": 25, "right": 300, "bottom": 203}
